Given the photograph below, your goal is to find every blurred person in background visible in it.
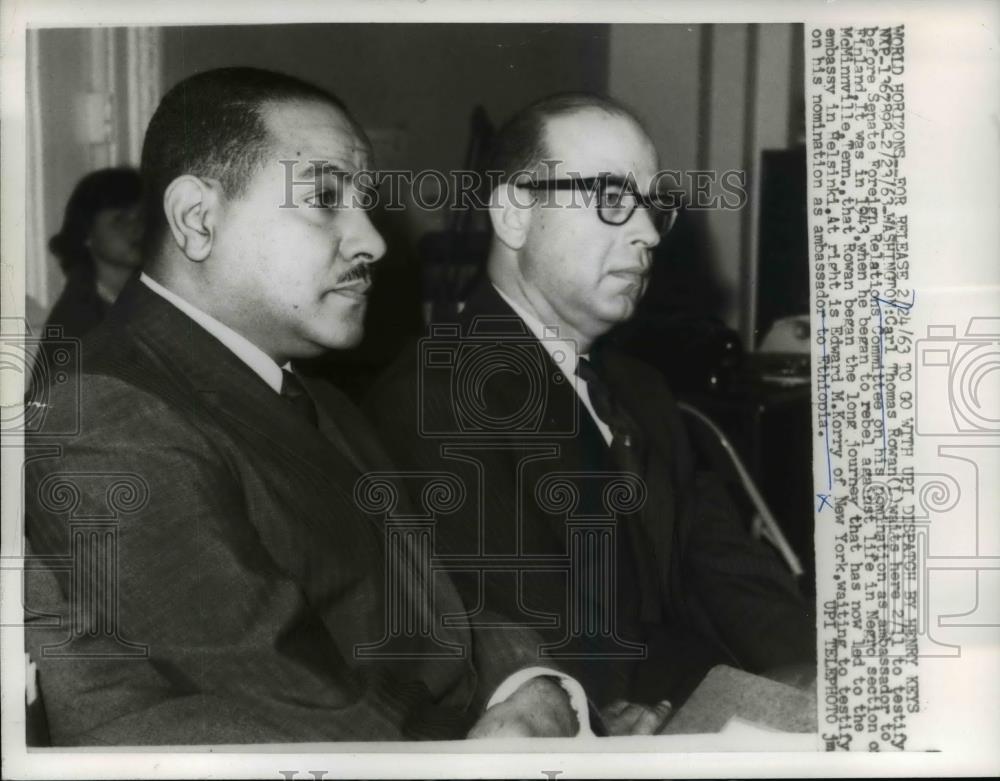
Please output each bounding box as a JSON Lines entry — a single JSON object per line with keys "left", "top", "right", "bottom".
{"left": 45, "top": 167, "right": 144, "bottom": 338}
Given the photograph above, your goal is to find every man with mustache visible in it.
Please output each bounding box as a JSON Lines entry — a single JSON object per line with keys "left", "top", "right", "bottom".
{"left": 23, "top": 68, "right": 583, "bottom": 744}
{"left": 367, "top": 94, "right": 816, "bottom": 734}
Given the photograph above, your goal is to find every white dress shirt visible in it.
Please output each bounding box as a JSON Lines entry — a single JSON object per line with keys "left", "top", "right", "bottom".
{"left": 95, "top": 279, "right": 120, "bottom": 306}
{"left": 493, "top": 284, "right": 613, "bottom": 445}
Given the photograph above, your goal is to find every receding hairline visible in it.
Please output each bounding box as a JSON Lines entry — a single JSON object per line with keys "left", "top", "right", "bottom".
{"left": 537, "top": 105, "right": 658, "bottom": 171}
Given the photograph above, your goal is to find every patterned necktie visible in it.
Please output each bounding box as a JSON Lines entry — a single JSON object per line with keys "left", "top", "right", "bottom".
{"left": 280, "top": 368, "right": 319, "bottom": 428}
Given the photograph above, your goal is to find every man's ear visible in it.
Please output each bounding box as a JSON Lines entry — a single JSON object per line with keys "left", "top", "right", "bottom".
{"left": 488, "top": 183, "right": 533, "bottom": 252}
{"left": 163, "top": 175, "right": 221, "bottom": 262}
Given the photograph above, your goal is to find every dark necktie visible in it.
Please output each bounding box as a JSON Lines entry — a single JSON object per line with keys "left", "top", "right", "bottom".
{"left": 575, "top": 357, "right": 661, "bottom": 633}
{"left": 280, "top": 368, "right": 319, "bottom": 428}
{"left": 575, "top": 356, "right": 643, "bottom": 467}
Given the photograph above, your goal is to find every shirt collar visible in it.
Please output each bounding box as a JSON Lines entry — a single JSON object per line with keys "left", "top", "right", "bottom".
{"left": 95, "top": 279, "right": 118, "bottom": 305}
{"left": 491, "top": 283, "right": 582, "bottom": 377}
{"left": 491, "top": 283, "right": 611, "bottom": 445}
{"left": 139, "top": 272, "right": 285, "bottom": 394}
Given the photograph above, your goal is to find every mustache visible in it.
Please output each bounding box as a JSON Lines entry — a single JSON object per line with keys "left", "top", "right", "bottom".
{"left": 335, "top": 263, "right": 372, "bottom": 286}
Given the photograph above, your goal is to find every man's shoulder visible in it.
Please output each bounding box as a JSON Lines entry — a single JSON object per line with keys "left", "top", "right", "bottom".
{"left": 29, "top": 320, "right": 205, "bottom": 446}
{"left": 366, "top": 318, "right": 491, "bottom": 401}
{"left": 43, "top": 279, "right": 102, "bottom": 340}
{"left": 77, "top": 319, "right": 174, "bottom": 390}
{"left": 367, "top": 335, "right": 422, "bottom": 400}
{"left": 366, "top": 319, "right": 528, "bottom": 437}
{"left": 598, "top": 346, "right": 676, "bottom": 401}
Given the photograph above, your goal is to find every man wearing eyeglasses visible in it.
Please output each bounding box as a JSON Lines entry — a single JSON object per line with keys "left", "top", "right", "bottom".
{"left": 367, "top": 93, "right": 815, "bottom": 735}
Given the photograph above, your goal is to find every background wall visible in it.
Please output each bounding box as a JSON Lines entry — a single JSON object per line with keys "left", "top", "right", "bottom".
{"left": 28, "top": 23, "right": 804, "bottom": 346}
{"left": 608, "top": 23, "right": 801, "bottom": 344}
{"left": 27, "top": 26, "right": 160, "bottom": 313}
{"left": 160, "top": 24, "right": 609, "bottom": 239}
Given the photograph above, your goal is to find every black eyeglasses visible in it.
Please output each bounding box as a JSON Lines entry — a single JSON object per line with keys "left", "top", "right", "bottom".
{"left": 515, "top": 175, "right": 680, "bottom": 234}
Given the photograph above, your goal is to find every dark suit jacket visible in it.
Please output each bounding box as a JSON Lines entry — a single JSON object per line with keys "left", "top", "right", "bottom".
{"left": 24, "top": 279, "right": 536, "bottom": 745}
{"left": 365, "top": 281, "right": 815, "bottom": 707}
{"left": 44, "top": 266, "right": 112, "bottom": 340}
{"left": 30, "top": 268, "right": 111, "bottom": 395}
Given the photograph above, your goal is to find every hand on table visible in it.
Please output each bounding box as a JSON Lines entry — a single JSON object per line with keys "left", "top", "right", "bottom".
{"left": 467, "top": 676, "right": 579, "bottom": 738}
{"left": 600, "top": 699, "right": 673, "bottom": 735}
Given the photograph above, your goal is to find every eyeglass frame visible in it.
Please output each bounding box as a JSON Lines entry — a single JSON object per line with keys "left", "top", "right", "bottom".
{"left": 514, "top": 174, "right": 681, "bottom": 234}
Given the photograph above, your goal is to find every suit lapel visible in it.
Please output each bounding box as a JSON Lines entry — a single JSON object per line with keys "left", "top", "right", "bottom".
{"left": 112, "top": 280, "right": 473, "bottom": 678}
{"left": 114, "top": 280, "right": 365, "bottom": 488}
{"left": 300, "top": 373, "right": 392, "bottom": 475}
{"left": 301, "top": 370, "right": 471, "bottom": 650}
{"left": 458, "top": 283, "right": 675, "bottom": 620}
{"left": 458, "top": 281, "right": 583, "bottom": 440}
{"left": 597, "top": 349, "right": 678, "bottom": 614}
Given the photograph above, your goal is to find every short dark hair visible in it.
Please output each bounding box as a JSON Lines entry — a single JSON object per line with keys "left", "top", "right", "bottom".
{"left": 487, "top": 92, "right": 637, "bottom": 182}
{"left": 140, "top": 66, "right": 353, "bottom": 256}
{"left": 49, "top": 167, "right": 142, "bottom": 274}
